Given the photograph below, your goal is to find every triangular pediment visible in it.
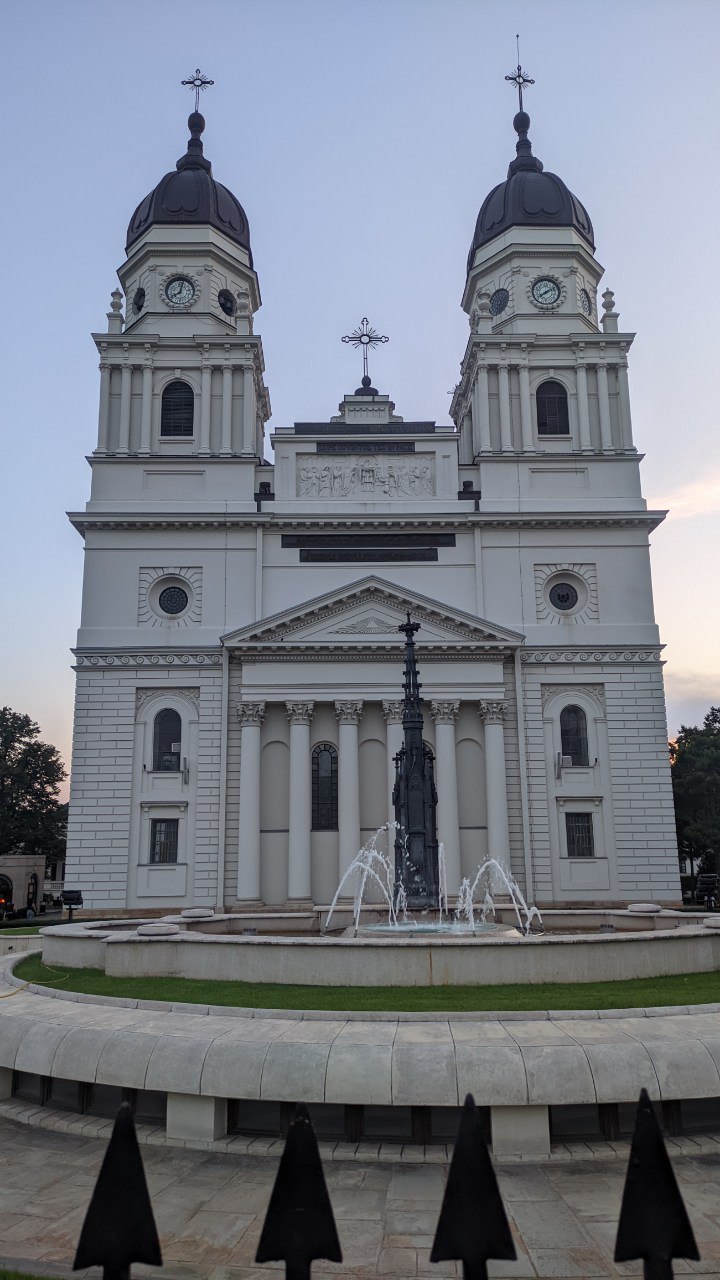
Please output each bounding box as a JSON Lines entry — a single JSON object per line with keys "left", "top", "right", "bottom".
{"left": 222, "top": 576, "right": 524, "bottom": 654}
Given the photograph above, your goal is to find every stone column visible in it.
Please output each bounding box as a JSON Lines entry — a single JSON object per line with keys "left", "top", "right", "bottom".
{"left": 221, "top": 363, "right": 233, "bottom": 455}
{"left": 518, "top": 363, "right": 533, "bottom": 452}
{"left": 335, "top": 701, "right": 363, "bottom": 886}
{"left": 617, "top": 360, "right": 634, "bottom": 450}
{"left": 199, "top": 361, "right": 212, "bottom": 455}
{"left": 596, "top": 363, "right": 613, "bottom": 452}
{"left": 576, "top": 362, "right": 592, "bottom": 452}
{"left": 478, "top": 701, "right": 511, "bottom": 872}
{"left": 382, "top": 700, "right": 404, "bottom": 832}
{"left": 475, "top": 363, "right": 491, "bottom": 453}
{"left": 236, "top": 701, "right": 265, "bottom": 902}
{"left": 117, "top": 362, "right": 132, "bottom": 454}
{"left": 241, "top": 365, "right": 256, "bottom": 456}
{"left": 96, "top": 362, "right": 111, "bottom": 454}
{"left": 286, "top": 701, "right": 314, "bottom": 903}
{"left": 431, "top": 701, "right": 462, "bottom": 899}
{"left": 498, "top": 364, "right": 512, "bottom": 452}
{"left": 139, "top": 359, "right": 153, "bottom": 455}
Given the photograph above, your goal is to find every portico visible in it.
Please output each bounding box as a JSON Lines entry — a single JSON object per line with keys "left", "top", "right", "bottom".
{"left": 226, "top": 578, "right": 521, "bottom": 907}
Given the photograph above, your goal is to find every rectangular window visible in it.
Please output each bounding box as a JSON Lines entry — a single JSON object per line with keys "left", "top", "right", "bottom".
{"left": 150, "top": 818, "right": 179, "bottom": 864}
{"left": 565, "top": 812, "right": 595, "bottom": 858}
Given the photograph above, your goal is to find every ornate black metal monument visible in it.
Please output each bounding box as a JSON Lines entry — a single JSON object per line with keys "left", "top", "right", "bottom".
{"left": 392, "top": 615, "right": 439, "bottom": 909}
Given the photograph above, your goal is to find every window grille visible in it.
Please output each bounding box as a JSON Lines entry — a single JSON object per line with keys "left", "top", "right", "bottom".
{"left": 160, "top": 380, "right": 194, "bottom": 437}
{"left": 536, "top": 380, "right": 570, "bottom": 435}
{"left": 152, "top": 709, "right": 181, "bottom": 772}
{"left": 312, "top": 743, "right": 338, "bottom": 831}
{"left": 560, "top": 705, "right": 589, "bottom": 766}
{"left": 565, "top": 812, "right": 595, "bottom": 858}
{"left": 150, "top": 818, "right": 179, "bottom": 864}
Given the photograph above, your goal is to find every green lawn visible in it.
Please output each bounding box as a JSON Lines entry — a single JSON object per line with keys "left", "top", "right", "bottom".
{"left": 14, "top": 954, "right": 720, "bottom": 1012}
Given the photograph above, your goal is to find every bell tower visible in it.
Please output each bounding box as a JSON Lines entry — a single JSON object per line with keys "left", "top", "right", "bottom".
{"left": 451, "top": 60, "right": 635, "bottom": 472}
{"left": 93, "top": 82, "right": 269, "bottom": 463}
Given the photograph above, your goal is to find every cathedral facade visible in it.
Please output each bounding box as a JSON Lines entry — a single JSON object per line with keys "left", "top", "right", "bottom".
{"left": 65, "top": 99, "right": 680, "bottom": 911}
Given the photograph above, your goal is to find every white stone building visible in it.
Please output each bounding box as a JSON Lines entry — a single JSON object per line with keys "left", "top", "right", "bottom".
{"left": 65, "top": 101, "right": 680, "bottom": 912}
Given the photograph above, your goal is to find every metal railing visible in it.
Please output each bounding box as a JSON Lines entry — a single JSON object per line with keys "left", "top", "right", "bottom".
{"left": 73, "top": 1089, "right": 699, "bottom": 1280}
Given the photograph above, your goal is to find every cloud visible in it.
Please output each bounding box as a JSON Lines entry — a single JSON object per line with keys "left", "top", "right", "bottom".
{"left": 648, "top": 468, "right": 720, "bottom": 520}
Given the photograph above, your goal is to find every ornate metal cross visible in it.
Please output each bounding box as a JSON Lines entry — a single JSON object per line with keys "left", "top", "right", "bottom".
{"left": 181, "top": 68, "right": 214, "bottom": 112}
{"left": 504, "top": 36, "right": 534, "bottom": 112}
{"left": 341, "top": 317, "right": 389, "bottom": 382}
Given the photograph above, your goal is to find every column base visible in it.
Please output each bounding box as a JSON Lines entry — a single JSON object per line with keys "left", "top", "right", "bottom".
{"left": 233, "top": 898, "right": 264, "bottom": 910}
{"left": 285, "top": 897, "right": 314, "bottom": 910}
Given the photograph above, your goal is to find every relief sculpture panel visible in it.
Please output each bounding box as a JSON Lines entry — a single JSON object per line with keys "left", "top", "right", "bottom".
{"left": 296, "top": 453, "right": 435, "bottom": 498}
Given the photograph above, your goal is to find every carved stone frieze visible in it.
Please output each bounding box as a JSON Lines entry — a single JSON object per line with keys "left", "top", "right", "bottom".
{"left": 431, "top": 700, "right": 460, "bottom": 724}
{"left": 285, "top": 701, "right": 315, "bottom": 725}
{"left": 75, "top": 652, "right": 221, "bottom": 668}
{"left": 296, "top": 453, "right": 435, "bottom": 499}
{"left": 478, "top": 700, "right": 509, "bottom": 725}
{"left": 521, "top": 649, "right": 662, "bottom": 664}
{"left": 335, "top": 700, "right": 363, "bottom": 725}
{"left": 237, "top": 701, "right": 266, "bottom": 727}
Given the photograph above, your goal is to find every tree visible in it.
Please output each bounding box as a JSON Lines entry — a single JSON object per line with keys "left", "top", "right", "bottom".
{"left": 0, "top": 708, "right": 67, "bottom": 858}
{"left": 670, "top": 707, "right": 720, "bottom": 876}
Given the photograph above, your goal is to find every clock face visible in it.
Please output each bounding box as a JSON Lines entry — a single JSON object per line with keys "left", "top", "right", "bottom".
{"left": 531, "top": 277, "right": 561, "bottom": 307}
{"left": 489, "top": 288, "right": 509, "bottom": 317}
{"left": 579, "top": 287, "right": 592, "bottom": 316}
{"left": 165, "top": 276, "right": 195, "bottom": 306}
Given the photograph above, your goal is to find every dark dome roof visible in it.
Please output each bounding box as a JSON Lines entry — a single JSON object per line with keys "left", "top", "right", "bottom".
{"left": 467, "top": 111, "right": 594, "bottom": 273}
{"left": 126, "top": 113, "right": 252, "bottom": 261}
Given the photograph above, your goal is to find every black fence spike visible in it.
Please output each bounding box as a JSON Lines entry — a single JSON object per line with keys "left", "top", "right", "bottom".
{"left": 255, "top": 1102, "right": 342, "bottom": 1280}
{"left": 614, "top": 1088, "right": 699, "bottom": 1279}
{"left": 430, "top": 1094, "right": 516, "bottom": 1280}
{"left": 74, "top": 1101, "right": 162, "bottom": 1278}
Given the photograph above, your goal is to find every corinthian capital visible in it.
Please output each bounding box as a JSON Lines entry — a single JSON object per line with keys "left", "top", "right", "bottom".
{"left": 335, "top": 700, "right": 363, "bottom": 725}
{"left": 382, "top": 700, "right": 404, "bottom": 724}
{"left": 431, "top": 700, "right": 460, "bottom": 725}
{"left": 237, "top": 701, "right": 266, "bottom": 727}
{"left": 286, "top": 701, "right": 314, "bottom": 726}
{"left": 478, "top": 700, "right": 508, "bottom": 725}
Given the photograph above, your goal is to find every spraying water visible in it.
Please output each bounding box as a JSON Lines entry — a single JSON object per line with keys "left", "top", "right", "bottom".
{"left": 324, "top": 825, "right": 542, "bottom": 936}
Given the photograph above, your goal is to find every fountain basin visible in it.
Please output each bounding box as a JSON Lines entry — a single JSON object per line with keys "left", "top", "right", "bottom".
{"left": 40, "top": 912, "right": 720, "bottom": 988}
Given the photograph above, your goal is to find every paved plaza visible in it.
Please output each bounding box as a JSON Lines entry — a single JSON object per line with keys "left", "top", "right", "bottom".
{"left": 3, "top": 1116, "right": 720, "bottom": 1278}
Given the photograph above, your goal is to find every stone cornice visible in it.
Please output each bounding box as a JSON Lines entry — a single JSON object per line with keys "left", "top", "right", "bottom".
{"left": 68, "top": 509, "right": 667, "bottom": 536}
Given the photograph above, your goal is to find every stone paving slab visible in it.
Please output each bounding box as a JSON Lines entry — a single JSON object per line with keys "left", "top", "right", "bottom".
{"left": 3, "top": 1114, "right": 720, "bottom": 1277}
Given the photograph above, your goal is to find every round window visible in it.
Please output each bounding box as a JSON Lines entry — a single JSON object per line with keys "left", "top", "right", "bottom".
{"left": 489, "top": 288, "right": 509, "bottom": 316}
{"left": 549, "top": 582, "right": 579, "bottom": 611}
{"left": 158, "top": 586, "right": 189, "bottom": 615}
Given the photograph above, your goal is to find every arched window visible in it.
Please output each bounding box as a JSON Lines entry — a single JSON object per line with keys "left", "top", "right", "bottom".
{"left": 153, "top": 709, "right": 181, "bottom": 772}
{"left": 536, "top": 380, "right": 569, "bottom": 435}
{"left": 312, "top": 743, "right": 338, "bottom": 831}
{"left": 160, "top": 380, "right": 194, "bottom": 437}
{"left": 560, "top": 705, "right": 589, "bottom": 767}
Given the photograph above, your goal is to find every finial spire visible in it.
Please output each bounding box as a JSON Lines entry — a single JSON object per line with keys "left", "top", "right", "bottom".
{"left": 505, "top": 36, "right": 534, "bottom": 112}
{"left": 181, "top": 68, "right": 214, "bottom": 113}
{"left": 341, "top": 317, "right": 389, "bottom": 392}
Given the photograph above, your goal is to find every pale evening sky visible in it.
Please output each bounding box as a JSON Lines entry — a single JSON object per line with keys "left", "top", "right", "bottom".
{"left": 2, "top": 0, "right": 719, "bottom": 796}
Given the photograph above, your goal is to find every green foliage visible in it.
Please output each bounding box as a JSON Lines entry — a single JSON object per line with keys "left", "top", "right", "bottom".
{"left": 15, "top": 954, "right": 720, "bottom": 1012}
{"left": 0, "top": 708, "right": 66, "bottom": 858}
{"left": 671, "top": 706, "right": 720, "bottom": 872}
